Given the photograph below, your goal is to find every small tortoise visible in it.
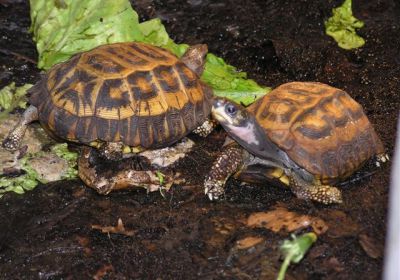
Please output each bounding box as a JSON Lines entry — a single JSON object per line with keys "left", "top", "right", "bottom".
{"left": 204, "top": 82, "right": 387, "bottom": 204}
{"left": 2, "top": 42, "right": 214, "bottom": 193}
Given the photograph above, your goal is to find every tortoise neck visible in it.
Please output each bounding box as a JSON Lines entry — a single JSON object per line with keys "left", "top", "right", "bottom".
{"left": 225, "top": 115, "right": 295, "bottom": 171}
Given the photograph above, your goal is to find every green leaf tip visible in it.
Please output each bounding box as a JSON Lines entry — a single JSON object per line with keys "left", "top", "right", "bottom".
{"left": 325, "top": 0, "right": 365, "bottom": 50}
{"left": 202, "top": 54, "right": 271, "bottom": 105}
{"left": 0, "top": 82, "right": 33, "bottom": 120}
{"left": 277, "top": 232, "right": 317, "bottom": 280}
{"left": 280, "top": 232, "right": 317, "bottom": 263}
{"left": 138, "top": 18, "right": 189, "bottom": 57}
{"left": 155, "top": 171, "right": 165, "bottom": 185}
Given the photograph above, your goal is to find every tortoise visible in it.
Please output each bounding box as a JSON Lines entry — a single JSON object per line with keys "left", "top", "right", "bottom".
{"left": 2, "top": 42, "right": 214, "bottom": 193}
{"left": 204, "top": 82, "right": 388, "bottom": 204}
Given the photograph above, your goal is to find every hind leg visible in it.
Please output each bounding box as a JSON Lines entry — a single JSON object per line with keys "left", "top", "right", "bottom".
{"left": 288, "top": 171, "right": 343, "bottom": 204}
{"left": 2, "top": 105, "right": 38, "bottom": 151}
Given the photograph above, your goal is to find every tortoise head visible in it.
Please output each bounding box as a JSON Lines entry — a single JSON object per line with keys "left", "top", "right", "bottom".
{"left": 212, "top": 98, "right": 293, "bottom": 170}
{"left": 181, "top": 44, "right": 208, "bottom": 76}
{"left": 212, "top": 98, "right": 260, "bottom": 146}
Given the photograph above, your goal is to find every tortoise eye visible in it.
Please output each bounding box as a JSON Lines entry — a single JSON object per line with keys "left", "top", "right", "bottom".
{"left": 225, "top": 104, "right": 237, "bottom": 116}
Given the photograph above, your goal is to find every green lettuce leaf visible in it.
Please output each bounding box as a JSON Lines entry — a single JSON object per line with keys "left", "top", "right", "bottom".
{"left": 202, "top": 54, "right": 270, "bottom": 105}
{"left": 325, "top": 0, "right": 365, "bottom": 50}
{"left": 0, "top": 82, "right": 32, "bottom": 120}
{"left": 30, "top": 0, "right": 269, "bottom": 105}
{"left": 51, "top": 143, "right": 78, "bottom": 179}
{"left": 30, "top": 0, "right": 144, "bottom": 69}
{"left": 0, "top": 143, "right": 78, "bottom": 198}
{"left": 138, "top": 18, "right": 189, "bottom": 57}
{"left": 0, "top": 154, "right": 40, "bottom": 198}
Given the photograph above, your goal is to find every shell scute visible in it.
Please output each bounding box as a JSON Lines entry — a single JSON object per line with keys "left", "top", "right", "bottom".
{"left": 86, "top": 53, "right": 126, "bottom": 74}
{"left": 153, "top": 65, "right": 181, "bottom": 93}
{"left": 127, "top": 71, "right": 158, "bottom": 101}
{"left": 175, "top": 62, "right": 198, "bottom": 88}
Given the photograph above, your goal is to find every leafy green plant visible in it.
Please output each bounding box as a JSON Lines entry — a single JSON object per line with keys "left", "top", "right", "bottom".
{"left": 0, "top": 143, "right": 78, "bottom": 198}
{"left": 30, "top": 0, "right": 143, "bottom": 69}
{"left": 155, "top": 170, "right": 165, "bottom": 186}
{"left": 277, "top": 232, "right": 317, "bottom": 280}
{"left": 0, "top": 155, "right": 39, "bottom": 198}
{"left": 30, "top": 0, "right": 269, "bottom": 105}
{"left": 0, "top": 82, "right": 32, "bottom": 120}
{"left": 325, "top": 0, "right": 365, "bottom": 50}
{"left": 50, "top": 143, "right": 78, "bottom": 179}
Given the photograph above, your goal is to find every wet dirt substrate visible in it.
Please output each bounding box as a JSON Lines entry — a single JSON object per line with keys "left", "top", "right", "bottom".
{"left": 0, "top": 0, "right": 399, "bottom": 279}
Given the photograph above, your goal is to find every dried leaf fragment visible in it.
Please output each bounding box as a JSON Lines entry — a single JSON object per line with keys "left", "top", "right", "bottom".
{"left": 247, "top": 207, "right": 328, "bottom": 235}
{"left": 236, "top": 236, "right": 264, "bottom": 250}
{"left": 91, "top": 218, "right": 136, "bottom": 237}
{"left": 359, "top": 233, "right": 383, "bottom": 259}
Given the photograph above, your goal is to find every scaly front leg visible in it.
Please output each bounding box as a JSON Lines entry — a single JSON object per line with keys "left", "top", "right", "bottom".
{"left": 192, "top": 118, "right": 217, "bottom": 137}
{"left": 2, "top": 105, "right": 38, "bottom": 151}
{"left": 204, "top": 139, "right": 245, "bottom": 200}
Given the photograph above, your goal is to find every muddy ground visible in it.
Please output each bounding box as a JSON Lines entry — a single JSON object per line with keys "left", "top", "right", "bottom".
{"left": 0, "top": 0, "right": 399, "bottom": 279}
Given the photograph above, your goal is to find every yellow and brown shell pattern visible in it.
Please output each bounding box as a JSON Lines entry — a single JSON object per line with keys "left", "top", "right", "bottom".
{"left": 249, "top": 82, "right": 385, "bottom": 181}
{"left": 29, "top": 42, "right": 212, "bottom": 150}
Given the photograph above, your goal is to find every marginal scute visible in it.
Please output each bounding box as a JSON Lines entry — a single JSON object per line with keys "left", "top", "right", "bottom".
{"left": 29, "top": 41, "right": 212, "bottom": 149}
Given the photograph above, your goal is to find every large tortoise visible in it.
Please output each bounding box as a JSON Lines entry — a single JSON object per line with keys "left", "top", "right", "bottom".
{"left": 204, "top": 82, "right": 387, "bottom": 204}
{"left": 2, "top": 42, "right": 214, "bottom": 193}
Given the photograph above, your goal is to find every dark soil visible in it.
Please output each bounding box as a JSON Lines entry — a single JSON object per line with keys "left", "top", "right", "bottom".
{"left": 0, "top": 0, "right": 399, "bottom": 279}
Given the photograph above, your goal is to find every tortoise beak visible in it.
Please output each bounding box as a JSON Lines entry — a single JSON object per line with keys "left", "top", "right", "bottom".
{"left": 211, "top": 98, "right": 232, "bottom": 124}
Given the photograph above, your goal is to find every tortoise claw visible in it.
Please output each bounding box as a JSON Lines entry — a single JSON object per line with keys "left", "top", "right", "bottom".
{"left": 375, "top": 153, "right": 389, "bottom": 167}
{"left": 2, "top": 134, "right": 21, "bottom": 151}
{"left": 204, "top": 179, "right": 225, "bottom": 200}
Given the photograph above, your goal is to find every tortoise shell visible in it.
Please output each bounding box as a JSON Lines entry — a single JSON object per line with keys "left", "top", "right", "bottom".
{"left": 29, "top": 42, "right": 212, "bottom": 149}
{"left": 249, "top": 82, "right": 385, "bottom": 179}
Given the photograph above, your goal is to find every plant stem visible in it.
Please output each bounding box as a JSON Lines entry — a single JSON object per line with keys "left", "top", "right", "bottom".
{"left": 277, "top": 252, "right": 294, "bottom": 280}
